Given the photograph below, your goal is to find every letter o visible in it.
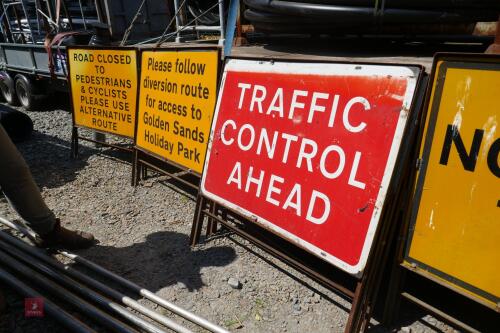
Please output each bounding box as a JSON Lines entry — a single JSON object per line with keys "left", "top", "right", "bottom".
{"left": 237, "top": 124, "right": 255, "bottom": 151}
{"left": 487, "top": 138, "right": 500, "bottom": 177}
{"left": 320, "top": 145, "right": 346, "bottom": 179}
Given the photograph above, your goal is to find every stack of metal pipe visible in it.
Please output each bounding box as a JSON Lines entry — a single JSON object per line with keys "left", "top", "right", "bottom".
{"left": 243, "top": 0, "right": 500, "bottom": 38}
{"left": 0, "top": 216, "right": 229, "bottom": 333}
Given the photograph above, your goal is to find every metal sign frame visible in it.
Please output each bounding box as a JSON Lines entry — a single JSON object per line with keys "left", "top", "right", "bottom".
{"left": 383, "top": 53, "right": 500, "bottom": 333}
{"left": 190, "top": 55, "right": 425, "bottom": 333}
{"left": 199, "top": 56, "right": 421, "bottom": 275}
{"left": 404, "top": 53, "right": 500, "bottom": 310}
{"left": 67, "top": 45, "right": 140, "bottom": 168}
{"left": 132, "top": 46, "right": 222, "bottom": 190}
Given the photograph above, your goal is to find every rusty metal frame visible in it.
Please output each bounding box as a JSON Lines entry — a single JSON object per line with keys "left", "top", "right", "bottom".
{"left": 189, "top": 56, "right": 426, "bottom": 333}
{"left": 131, "top": 45, "right": 222, "bottom": 191}
{"left": 382, "top": 53, "right": 500, "bottom": 333}
{"left": 132, "top": 148, "right": 200, "bottom": 191}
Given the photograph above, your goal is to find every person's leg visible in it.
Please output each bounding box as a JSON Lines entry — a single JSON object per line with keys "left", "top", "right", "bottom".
{"left": 0, "top": 124, "right": 56, "bottom": 235}
{"left": 0, "top": 124, "right": 95, "bottom": 249}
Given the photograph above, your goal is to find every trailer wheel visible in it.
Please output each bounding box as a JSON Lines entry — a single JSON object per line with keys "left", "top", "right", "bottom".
{"left": 0, "top": 72, "right": 19, "bottom": 106}
{"left": 15, "top": 75, "right": 41, "bottom": 111}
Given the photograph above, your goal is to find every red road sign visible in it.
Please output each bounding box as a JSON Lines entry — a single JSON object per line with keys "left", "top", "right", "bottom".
{"left": 201, "top": 59, "right": 419, "bottom": 275}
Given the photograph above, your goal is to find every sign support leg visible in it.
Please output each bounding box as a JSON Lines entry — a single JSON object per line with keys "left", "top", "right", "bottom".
{"left": 190, "top": 195, "right": 205, "bottom": 246}
{"left": 206, "top": 202, "right": 219, "bottom": 238}
{"left": 382, "top": 265, "right": 406, "bottom": 328}
{"left": 70, "top": 127, "right": 79, "bottom": 158}
{"left": 132, "top": 149, "right": 139, "bottom": 186}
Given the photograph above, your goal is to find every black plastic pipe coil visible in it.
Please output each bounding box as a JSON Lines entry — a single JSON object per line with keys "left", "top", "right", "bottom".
{"left": 244, "top": 0, "right": 500, "bottom": 33}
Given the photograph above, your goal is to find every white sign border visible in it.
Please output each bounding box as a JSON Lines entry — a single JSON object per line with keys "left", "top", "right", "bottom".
{"left": 201, "top": 59, "right": 419, "bottom": 276}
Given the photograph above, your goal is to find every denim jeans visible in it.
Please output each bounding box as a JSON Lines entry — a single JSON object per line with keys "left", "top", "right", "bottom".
{"left": 0, "top": 124, "right": 56, "bottom": 235}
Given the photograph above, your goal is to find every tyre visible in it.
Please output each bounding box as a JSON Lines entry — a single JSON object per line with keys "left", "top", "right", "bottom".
{"left": 14, "top": 74, "right": 42, "bottom": 111}
{"left": 0, "top": 72, "right": 19, "bottom": 106}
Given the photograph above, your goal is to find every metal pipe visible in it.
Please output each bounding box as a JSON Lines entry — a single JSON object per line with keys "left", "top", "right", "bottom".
{"left": 0, "top": 266, "right": 96, "bottom": 333}
{"left": 218, "top": 0, "right": 226, "bottom": 46}
{"left": 401, "top": 292, "right": 481, "bottom": 333}
{"left": 177, "top": 25, "right": 222, "bottom": 32}
{"left": 154, "top": 0, "right": 188, "bottom": 47}
{"left": 60, "top": 250, "right": 230, "bottom": 333}
{"left": 0, "top": 232, "right": 191, "bottom": 333}
{"left": 157, "top": 1, "right": 223, "bottom": 46}
{"left": 0, "top": 218, "right": 228, "bottom": 333}
{"left": 173, "top": 0, "right": 183, "bottom": 43}
{"left": 0, "top": 247, "right": 139, "bottom": 333}
{"left": 77, "top": 0, "right": 87, "bottom": 30}
{"left": 0, "top": 216, "right": 38, "bottom": 241}
{"left": 0, "top": 238, "right": 172, "bottom": 333}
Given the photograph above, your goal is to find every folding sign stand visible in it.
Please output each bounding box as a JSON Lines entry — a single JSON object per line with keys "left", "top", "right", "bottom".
{"left": 132, "top": 46, "right": 221, "bottom": 192}
{"left": 67, "top": 46, "right": 140, "bottom": 185}
{"left": 132, "top": 148, "right": 200, "bottom": 192}
{"left": 70, "top": 128, "right": 134, "bottom": 159}
{"left": 190, "top": 57, "right": 426, "bottom": 332}
{"left": 383, "top": 53, "right": 500, "bottom": 333}
{"left": 190, "top": 155, "right": 419, "bottom": 332}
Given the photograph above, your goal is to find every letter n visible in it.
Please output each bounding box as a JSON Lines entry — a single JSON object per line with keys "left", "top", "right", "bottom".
{"left": 439, "top": 124, "right": 483, "bottom": 172}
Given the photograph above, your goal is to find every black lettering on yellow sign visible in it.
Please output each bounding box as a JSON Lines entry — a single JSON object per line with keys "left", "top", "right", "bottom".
{"left": 136, "top": 50, "right": 218, "bottom": 173}
{"left": 69, "top": 49, "right": 137, "bottom": 138}
{"left": 439, "top": 124, "right": 500, "bottom": 178}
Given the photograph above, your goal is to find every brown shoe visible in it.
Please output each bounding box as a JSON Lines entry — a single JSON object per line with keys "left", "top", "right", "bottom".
{"left": 38, "top": 219, "right": 96, "bottom": 250}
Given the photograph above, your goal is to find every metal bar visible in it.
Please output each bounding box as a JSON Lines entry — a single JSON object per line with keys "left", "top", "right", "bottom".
{"left": 120, "top": 0, "right": 146, "bottom": 46}
{"left": 173, "top": 0, "right": 182, "bottom": 43}
{"left": 0, "top": 266, "right": 96, "bottom": 333}
{"left": 401, "top": 292, "right": 481, "bottom": 333}
{"left": 2, "top": 3, "right": 15, "bottom": 42}
{"left": 137, "top": 158, "right": 199, "bottom": 190}
{"left": 217, "top": 0, "right": 225, "bottom": 46}
{"left": 190, "top": 195, "right": 205, "bottom": 245}
{"left": 76, "top": 135, "right": 134, "bottom": 152}
{"left": 0, "top": 247, "right": 139, "bottom": 333}
{"left": 223, "top": 0, "right": 239, "bottom": 57}
{"left": 35, "top": 7, "right": 56, "bottom": 28}
{"left": 0, "top": 216, "right": 39, "bottom": 242}
{"left": 11, "top": 3, "right": 27, "bottom": 43}
{"left": 34, "top": 0, "right": 41, "bottom": 35}
{"left": 0, "top": 233, "right": 191, "bottom": 333}
{"left": 0, "top": 218, "right": 229, "bottom": 333}
{"left": 77, "top": 0, "right": 87, "bottom": 30}
{"left": 60, "top": 249, "right": 231, "bottom": 333}
{"left": 201, "top": 208, "right": 356, "bottom": 299}
{"left": 132, "top": 148, "right": 138, "bottom": 186}
{"left": 154, "top": 0, "right": 188, "bottom": 47}
{"left": 71, "top": 126, "right": 79, "bottom": 158}
{"left": 157, "top": 1, "right": 223, "bottom": 45}
{"left": 19, "top": 0, "right": 35, "bottom": 42}
{"left": 177, "top": 25, "right": 222, "bottom": 32}
{"left": 345, "top": 281, "right": 363, "bottom": 333}
{"left": 60, "top": 0, "right": 73, "bottom": 30}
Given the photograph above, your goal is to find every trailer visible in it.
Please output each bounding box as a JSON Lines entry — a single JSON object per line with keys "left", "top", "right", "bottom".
{"left": 0, "top": 0, "right": 173, "bottom": 110}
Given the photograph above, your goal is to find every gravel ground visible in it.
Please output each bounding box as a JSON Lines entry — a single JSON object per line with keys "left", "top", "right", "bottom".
{"left": 0, "top": 96, "right": 456, "bottom": 333}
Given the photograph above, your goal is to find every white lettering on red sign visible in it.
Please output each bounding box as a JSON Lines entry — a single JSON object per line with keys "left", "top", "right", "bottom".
{"left": 201, "top": 60, "right": 418, "bottom": 275}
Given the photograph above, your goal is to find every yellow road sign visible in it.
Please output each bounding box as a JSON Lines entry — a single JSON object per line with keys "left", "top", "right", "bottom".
{"left": 136, "top": 49, "right": 219, "bottom": 174}
{"left": 68, "top": 48, "right": 138, "bottom": 138}
{"left": 404, "top": 55, "right": 500, "bottom": 309}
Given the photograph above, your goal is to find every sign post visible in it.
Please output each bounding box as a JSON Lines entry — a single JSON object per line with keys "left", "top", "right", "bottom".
{"left": 191, "top": 57, "right": 422, "bottom": 332}
{"left": 134, "top": 47, "right": 220, "bottom": 189}
{"left": 68, "top": 47, "right": 139, "bottom": 159}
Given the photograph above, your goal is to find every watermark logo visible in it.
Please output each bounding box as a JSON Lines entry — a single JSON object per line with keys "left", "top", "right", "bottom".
{"left": 25, "top": 297, "right": 44, "bottom": 318}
